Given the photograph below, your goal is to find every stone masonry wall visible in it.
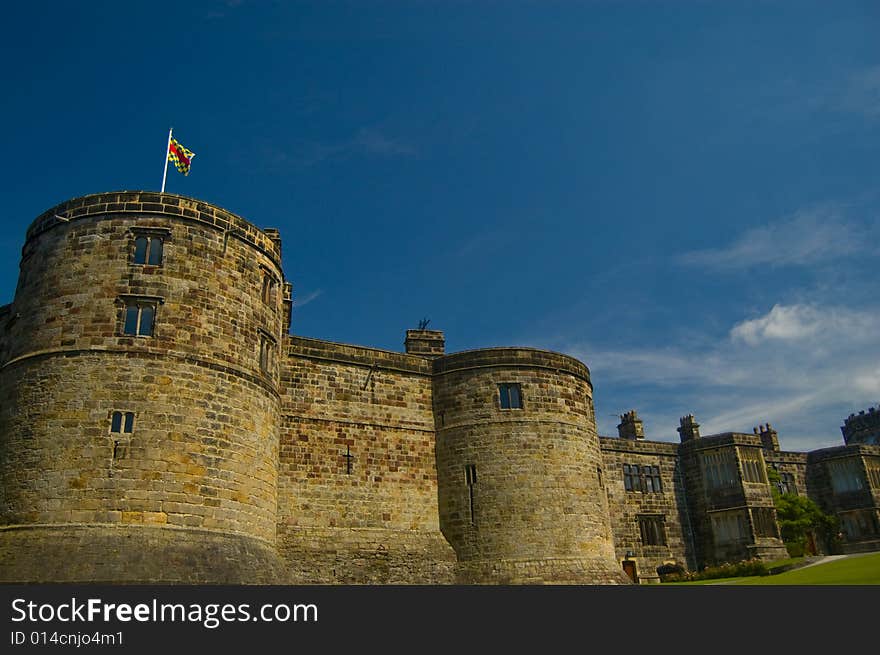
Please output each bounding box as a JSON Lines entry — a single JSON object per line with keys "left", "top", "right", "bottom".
{"left": 0, "top": 192, "right": 286, "bottom": 582}
{"left": 432, "top": 348, "right": 629, "bottom": 584}
{"left": 807, "top": 445, "right": 880, "bottom": 553}
{"left": 599, "top": 437, "right": 691, "bottom": 582}
{"left": 277, "top": 336, "right": 456, "bottom": 583}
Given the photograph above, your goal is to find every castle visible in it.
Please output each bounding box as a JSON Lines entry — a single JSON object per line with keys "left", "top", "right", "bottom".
{"left": 0, "top": 192, "right": 878, "bottom": 584}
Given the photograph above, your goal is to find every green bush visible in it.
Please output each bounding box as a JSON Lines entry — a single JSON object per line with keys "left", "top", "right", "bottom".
{"left": 661, "top": 559, "right": 769, "bottom": 582}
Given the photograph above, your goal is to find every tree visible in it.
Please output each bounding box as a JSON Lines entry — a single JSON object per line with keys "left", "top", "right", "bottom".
{"left": 767, "top": 467, "right": 839, "bottom": 556}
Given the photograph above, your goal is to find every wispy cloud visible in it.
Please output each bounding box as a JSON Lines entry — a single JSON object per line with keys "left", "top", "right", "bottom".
{"left": 294, "top": 128, "right": 416, "bottom": 167}
{"left": 678, "top": 206, "right": 875, "bottom": 271}
{"left": 565, "top": 302, "right": 880, "bottom": 450}
{"left": 837, "top": 66, "right": 880, "bottom": 118}
{"left": 293, "top": 289, "right": 323, "bottom": 308}
{"left": 204, "top": 0, "right": 244, "bottom": 20}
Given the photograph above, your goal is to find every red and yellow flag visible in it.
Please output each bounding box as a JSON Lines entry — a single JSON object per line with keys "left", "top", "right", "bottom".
{"left": 168, "top": 137, "right": 195, "bottom": 176}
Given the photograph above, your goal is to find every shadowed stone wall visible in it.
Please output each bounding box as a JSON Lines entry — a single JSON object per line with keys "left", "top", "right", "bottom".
{"left": 599, "top": 436, "right": 692, "bottom": 583}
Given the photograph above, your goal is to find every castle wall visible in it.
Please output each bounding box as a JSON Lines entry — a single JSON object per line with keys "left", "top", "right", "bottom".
{"left": 277, "top": 336, "right": 456, "bottom": 583}
{"left": 0, "top": 192, "right": 287, "bottom": 582}
{"left": 2, "top": 191, "right": 876, "bottom": 586}
{"left": 807, "top": 445, "right": 880, "bottom": 553}
{"left": 679, "top": 433, "right": 787, "bottom": 567}
{"left": 599, "top": 437, "right": 691, "bottom": 582}
{"left": 432, "top": 348, "right": 629, "bottom": 584}
{"left": 764, "top": 450, "right": 809, "bottom": 496}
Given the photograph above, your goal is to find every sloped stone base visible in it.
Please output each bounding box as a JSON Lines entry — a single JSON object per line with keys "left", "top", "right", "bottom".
{"left": 280, "top": 526, "right": 457, "bottom": 584}
{"left": 456, "top": 557, "right": 634, "bottom": 585}
{"left": 0, "top": 524, "right": 290, "bottom": 584}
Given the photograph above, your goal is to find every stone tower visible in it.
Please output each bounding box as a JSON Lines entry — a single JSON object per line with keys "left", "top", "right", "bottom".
{"left": 0, "top": 192, "right": 288, "bottom": 582}
{"left": 432, "top": 348, "right": 628, "bottom": 583}
{"left": 841, "top": 406, "right": 880, "bottom": 445}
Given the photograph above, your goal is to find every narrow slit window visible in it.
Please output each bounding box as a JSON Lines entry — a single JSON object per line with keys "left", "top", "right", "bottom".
{"left": 261, "top": 272, "right": 277, "bottom": 305}
{"left": 465, "top": 464, "right": 477, "bottom": 525}
{"left": 259, "top": 332, "right": 276, "bottom": 373}
{"left": 147, "top": 237, "right": 163, "bottom": 265}
{"left": 133, "top": 236, "right": 148, "bottom": 263}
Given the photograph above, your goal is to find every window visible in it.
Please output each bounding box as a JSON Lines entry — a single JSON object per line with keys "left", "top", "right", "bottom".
{"left": 259, "top": 331, "right": 276, "bottom": 373}
{"left": 701, "top": 450, "right": 738, "bottom": 490}
{"left": 740, "top": 449, "right": 766, "bottom": 484}
{"left": 498, "top": 383, "right": 523, "bottom": 409}
{"left": 868, "top": 465, "right": 880, "bottom": 489}
{"left": 752, "top": 508, "right": 779, "bottom": 538}
{"left": 840, "top": 510, "right": 880, "bottom": 538}
{"left": 777, "top": 471, "right": 798, "bottom": 495}
{"left": 110, "top": 411, "right": 134, "bottom": 435}
{"left": 623, "top": 464, "right": 662, "bottom": 493}
{"left": 122, "top": 300, "right": 156, "bottom": 337}
{"left": 624, "top": 464, "right": 638, "bottom": 491}
{"left": 465, "top": 464, "right": 477, "bottom": 525}
{"left": 638, "top": 515, "right": 667, "bottom": 546}
{"left": 644, "top": 465, "right": 662, "bottom": 492}
{"left": 261, "top": 271, "right": 277, "bottom": 305}
{"left": 133, "top": 235, "right": 164, "bottom": 266}
{"left": 711, "top": 510, "right": 749, "bottom": 544}
{"left": 828, "top": 459, "right": 865, "bottom": 494}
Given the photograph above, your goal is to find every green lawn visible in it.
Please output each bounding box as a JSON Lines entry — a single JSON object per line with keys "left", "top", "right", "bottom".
{"left": 665, "top": 552, "right": 880, "bottom": 585}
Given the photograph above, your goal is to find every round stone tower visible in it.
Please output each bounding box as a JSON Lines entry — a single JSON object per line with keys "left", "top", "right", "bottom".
{"left": 0, "top": 191, "right": 288, "bottom": 583}
{"left": 433, "top": 348, "right": 629, "bottom": 584}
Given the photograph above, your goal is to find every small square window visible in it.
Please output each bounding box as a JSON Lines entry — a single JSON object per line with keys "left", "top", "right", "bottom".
{"left": 498, "top": 383, "right": 523, "bottom": 409}
{"left": 123, "top": 301, "right": 156, "bottom": 337}
{"left": 110, "top": 411, "right": 135, "bottom": 434}
{"left": 133, "top": 235, "right": 164, "bottom": 266}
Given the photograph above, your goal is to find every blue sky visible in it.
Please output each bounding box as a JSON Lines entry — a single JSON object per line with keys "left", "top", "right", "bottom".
{"left": 1, "top": 1, "right": 878, "bottom": 450}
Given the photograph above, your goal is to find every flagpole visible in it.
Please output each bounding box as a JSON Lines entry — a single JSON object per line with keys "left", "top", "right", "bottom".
{"left": 161, "top": 127, "right": 173, "bottom": 193}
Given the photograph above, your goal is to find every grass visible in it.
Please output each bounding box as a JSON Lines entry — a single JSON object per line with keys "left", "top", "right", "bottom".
{"left": 664, "top": 552, "right": 880, "bottom": 585}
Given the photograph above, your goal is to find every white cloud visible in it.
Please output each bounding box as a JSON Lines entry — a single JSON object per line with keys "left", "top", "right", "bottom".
{"left": 293, "top": 289, "right": 323, "bottom": 308}
{"left": 731, "top": 303, "right": 875, "bottom": 346}
{"left": 566, "top": 302, "right": 880, "bottom": 450}
{"left": 731, "top": 304, "right": 822, "bottom": 345}
{"left": 678, "top": 206, "right": 872, "bottom": 271}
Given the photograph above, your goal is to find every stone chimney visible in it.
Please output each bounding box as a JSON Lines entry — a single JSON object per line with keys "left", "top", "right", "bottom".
{"left": 677, "top": 414, "right": 700, "bottom": 442}
{"left": 755, "top": 423, "right": 779, "bottom": 451}
{"left": 617, "top": 410, "right": 645, "bottom": 440}
{"left": 404, "top": 329, "right": 445, "bottom": 359}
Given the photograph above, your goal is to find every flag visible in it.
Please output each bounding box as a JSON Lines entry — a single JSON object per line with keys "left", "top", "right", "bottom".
{"left": 168, "top": 137, "right": 195, "bottom": 176}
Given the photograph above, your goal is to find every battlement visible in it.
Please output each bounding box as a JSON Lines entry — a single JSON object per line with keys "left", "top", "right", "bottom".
{"left": 432, "top": 347, "right": 592, "bottom": 385}
{"left": 841, "top": 406, "right": 880, "bottom": 445}
{"left": 27, "top": 191, "right": 283, "bottom": 267}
